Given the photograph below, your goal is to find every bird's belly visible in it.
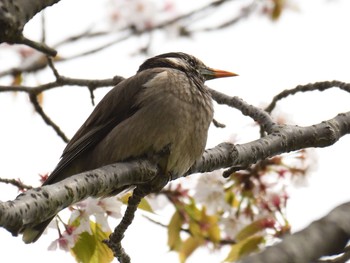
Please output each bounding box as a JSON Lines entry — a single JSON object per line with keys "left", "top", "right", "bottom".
{"left": 89, "top": 92, "right": 212, "bottom": 177}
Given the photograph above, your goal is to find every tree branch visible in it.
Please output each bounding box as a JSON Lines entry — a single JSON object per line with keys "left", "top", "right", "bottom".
{"left": 0, "top": 178, "right": 32, "bottom": 191}
{"left": 0, "top": 159, "right": 159, "bottom": 236}
{"left": 208, "top": 87, "right": 276, "bottom": 133}
{"left": 29, "top": 92, "right": 69, "bottom": 143}
{"left": 0, "top": 110, "right": 349, "bottom": 237}
{"left": 238, "top": 202, "right": 350, "bottom": 263}
{"left": 265, "top": 80, "right": 350, "bottom": 113}
{"left": 1, "top": 76, "right": 269, "bottom": 145}
{"left": 0, "top": 0, "right": 244, "bottom": 75}
{"left": 187, "top": 111, "right": 350, "bottom": 178}
{"left": 0, "top": 0, "right": 60, "bottom": 55}
{"left": 0, "top": 75, "right": 124, "bottom": 94}
{"left": 0, "top": 73, "right": 124, "bottom": 141}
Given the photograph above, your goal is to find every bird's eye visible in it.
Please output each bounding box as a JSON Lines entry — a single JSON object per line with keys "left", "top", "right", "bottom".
{"left": 188, "top": 59, "right": 196, "bottom": 67}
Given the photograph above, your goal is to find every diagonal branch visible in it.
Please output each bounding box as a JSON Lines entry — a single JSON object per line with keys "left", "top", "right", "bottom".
{"left": 208, "top": 87, "right": 276, "bottom": 133}
{"left": 186, "top": 111, "right": 350, "bottom": 177}
{"left": 0, "top": 160, "right": 159, "bottom": 236}
{"left": 239, "top": 202, "right": 350, "bottom": 263}
{"left": 1, "top": 111, "right": 349, "bottom": 237}
{"left": 28, "top": 92, "right": 69, "bottom": 143}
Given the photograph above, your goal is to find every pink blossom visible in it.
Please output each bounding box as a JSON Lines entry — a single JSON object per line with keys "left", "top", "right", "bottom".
{"left": 48, "top": 226, "right": 78, "bottom": 251}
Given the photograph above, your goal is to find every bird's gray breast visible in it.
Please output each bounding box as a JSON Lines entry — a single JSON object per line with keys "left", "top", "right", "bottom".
{"left": 90, "top": 69, "right": 213, "bottom": 176}
{"left": 138, "top": 69, "right": 214, "bottom": 175}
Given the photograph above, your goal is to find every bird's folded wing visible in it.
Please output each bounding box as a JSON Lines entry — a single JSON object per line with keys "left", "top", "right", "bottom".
{"left": 44, "top": 69, "right": 164, "bottom": 185}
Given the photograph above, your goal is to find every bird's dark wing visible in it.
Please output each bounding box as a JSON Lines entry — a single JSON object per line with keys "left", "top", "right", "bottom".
{"left": 44, "top": 69, "right": 163, "bottom": 185}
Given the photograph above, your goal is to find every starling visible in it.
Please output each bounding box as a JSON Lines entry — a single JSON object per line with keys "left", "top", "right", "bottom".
{"left": 22, "top": 52, "right": 237, "bottom": 243}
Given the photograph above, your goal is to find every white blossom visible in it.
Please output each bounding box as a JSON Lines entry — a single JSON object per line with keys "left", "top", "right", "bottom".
{"left": 69, "top": 197, "right": 123, "bottom": 234}
{"left": 194, "top": 170, "right": 228, "bottom": 215}
{"left": 220, "top": 210, "right": 251, "bottom": 239}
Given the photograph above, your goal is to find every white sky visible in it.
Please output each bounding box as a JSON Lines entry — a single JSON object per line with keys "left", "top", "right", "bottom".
{"left": 1, "top": 0, "right": 350, "bottom": 262}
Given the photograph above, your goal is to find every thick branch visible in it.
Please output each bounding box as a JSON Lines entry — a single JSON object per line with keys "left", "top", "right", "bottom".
{"left": 0, "top": 111, "right": 349, "bottom": 236}
{"left": 0, "top": 160, "right": 158, "bottom": 236}
{"left": 239, "top": 202, "right": 350, "bottom": 263}
{"left": 187, "top": 111, "right": 350, "bottom": 177}
{"left": 0, "top": 0, "right": 60, "bottom": 55}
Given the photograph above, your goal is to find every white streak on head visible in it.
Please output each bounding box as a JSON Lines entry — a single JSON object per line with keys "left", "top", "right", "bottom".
{"left": 166, "top": 57, "right": 187, "bottom": 68}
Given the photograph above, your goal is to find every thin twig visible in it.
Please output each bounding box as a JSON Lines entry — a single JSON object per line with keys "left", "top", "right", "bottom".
{"left": 0, "top": 0, "right": 240, "bottom": 79}
{"left": 29, "top": 93, "right": 69, "bottom": 143}
{"left": 208, "top": 87, "right": 277, "bottom": 133}
{"left": 57, "top": 0, "right": 230, "bottom": 62}
{"left": 193, "top": 1, "right": 257, "bottom": 32}
{"left": 143, "top": 214, "right": 236, "bottom": 246}
{"left": 0, "top": 74, "right": 123, "bottom": 143}
{"left": 88, "top": 86, "right": 96, "bottom": 106}
{"left": 265, "top": 80, "right": 350, "bottom": 113}
{"left": 0, "top": 76, "right": 123, "bottom": 94}
{"left": 41, "top": 11, "right": 46, "bottom": 44}
{"left": 0, "top": 178, "right": 32, "bottom": 190}
{"left": 47, "top": 57, "right": 60, "bottom": 79}
{"left": 213, "top": 118, "right": 226, "bottom": 128}
{"left": 18, "top": 35, "right": 57, "bottom": 57}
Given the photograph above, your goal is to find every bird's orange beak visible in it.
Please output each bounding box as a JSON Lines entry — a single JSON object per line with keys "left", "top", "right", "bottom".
{"left": 201, "top": 67, "right": 238, "bottom": 80}
{"left": 210, "top": 68, "right": 238, "bottom": 79}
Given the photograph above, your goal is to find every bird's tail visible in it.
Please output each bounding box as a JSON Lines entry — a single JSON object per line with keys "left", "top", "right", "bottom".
{"left": 22, "top": 216, "right": 54, "bottom": 244}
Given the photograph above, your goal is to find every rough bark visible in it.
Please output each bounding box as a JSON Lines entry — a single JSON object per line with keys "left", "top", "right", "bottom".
{"left": 239, "top": 202, "right": 350, "bottom": 263}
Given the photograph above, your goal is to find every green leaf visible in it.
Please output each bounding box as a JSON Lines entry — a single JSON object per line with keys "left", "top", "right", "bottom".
{"left": 138, "top": 198, "right": 154, "bottom": 213}
{"left": 71, "top": 221, "right": 113, "bottom": 263}
{"left": 187, "top": 206, "right": 221, "bottom": 242}
{"left": 179, "top": 236, "right": 204, "bottom": 263}
{"left": 225, "top": 191, "right": 237, "bottom": 207}
{"left": 183, "top": 200, "right": 201, "bottom": 221}
{"left": 205, "top": 215, "right": 221, "bottom": 244}
{"left": 188, "top": 219, "right": 202, "bottom": 238}
{"left": 199, "top": 207, "right": 220, "bottom": 243}
{"left": 168, "top": 211, "right": 183, "bottom": 251}
{"left": 235, "top": 218, "right": 267, "bottom": 242}
{"left": 224, "top": 235, "right": 264, "bottom": 262}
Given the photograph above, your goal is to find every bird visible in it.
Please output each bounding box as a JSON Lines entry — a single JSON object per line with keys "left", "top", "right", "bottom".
{"left": 21, "top": 52, "right": 237, "bottom": 243}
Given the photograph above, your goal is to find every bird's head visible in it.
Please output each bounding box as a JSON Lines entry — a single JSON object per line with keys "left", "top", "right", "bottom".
{"left": 137, "top": 52, "right": 237, "bottom": 83}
